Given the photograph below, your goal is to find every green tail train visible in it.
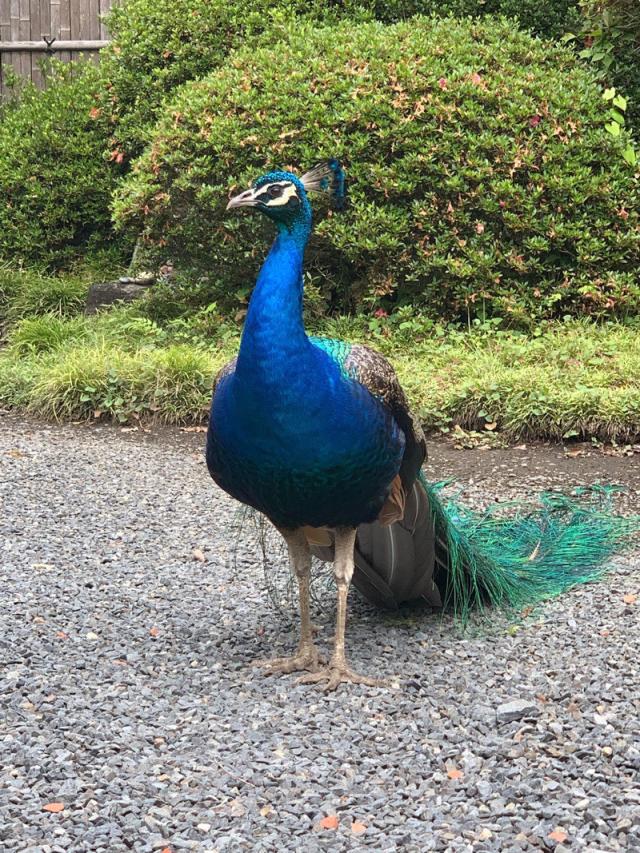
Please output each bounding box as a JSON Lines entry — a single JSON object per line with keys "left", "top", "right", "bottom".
{"left": 303, "top": 474, "right": 639, "bottom": 618}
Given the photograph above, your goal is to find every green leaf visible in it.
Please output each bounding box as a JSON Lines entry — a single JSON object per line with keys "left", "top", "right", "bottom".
{"left": 602, "top": 87, "right": 616, "bottom": 101}
{"left": 622, "top": 145, "right": 637, "bottom": 167}
{"left": 612, "top": 94, "right": 627, "bottom": 111}
{"left": 605, "top": 121, "right": 621, "bottom": 137}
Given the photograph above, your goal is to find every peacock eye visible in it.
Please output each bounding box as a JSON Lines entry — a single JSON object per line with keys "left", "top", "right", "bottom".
{"left": 268, "top": 184, "right": 284, "bottom": 198}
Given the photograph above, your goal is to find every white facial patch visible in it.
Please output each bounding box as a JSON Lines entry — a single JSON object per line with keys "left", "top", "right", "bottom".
{"left": 264, "top": 182, "right": 299, "bottom": 207}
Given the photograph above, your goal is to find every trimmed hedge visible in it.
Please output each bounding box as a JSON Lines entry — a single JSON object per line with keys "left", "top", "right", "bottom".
{"left": 0, "top": 63, "right": 126, "bottom": 268}
{"left": 114, "top": 17, "right": 640, "bottom": 325}
{"left": 102, "top": 0, "right": 580, "bottom": 158}
{"left": 369, "top": 0, "right": 580, "bottom": 36}
{"left": 579, "top": 0, "right": 640, "bottom": 129}
{"left": 101, "top": 0, "right": 344, "bottom": 158}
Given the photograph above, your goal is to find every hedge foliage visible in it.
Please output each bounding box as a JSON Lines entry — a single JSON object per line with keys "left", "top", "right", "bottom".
{"left": 101, "top": 0, "right": 344, "bottom": 157}
{"left": 114, "top": 17, "right": 640, "bottom": 325}
{"left": 0, "top": 63, "right": 126, "bottom": 268}
{"left": 579, "top": 0, "right": 640, "bottom": 129}
{"left": 102, "top": 0, "right": 580, "bottom": 158}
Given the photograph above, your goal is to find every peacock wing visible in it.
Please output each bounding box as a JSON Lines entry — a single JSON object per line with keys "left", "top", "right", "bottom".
{"left": 310, "top": 338, "right": 427, "bottom": 493}
{"left": 211, "top": 356, "right": 237, "bottom": 395}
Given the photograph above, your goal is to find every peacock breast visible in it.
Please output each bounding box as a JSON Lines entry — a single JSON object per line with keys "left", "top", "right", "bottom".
{"left": 207, "top": 357, "right": 405, "bottom": 528}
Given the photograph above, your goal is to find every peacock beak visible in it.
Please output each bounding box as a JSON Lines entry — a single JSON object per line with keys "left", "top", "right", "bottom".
{"left": 226, "top": 188, "right": 257, "bottom": 211}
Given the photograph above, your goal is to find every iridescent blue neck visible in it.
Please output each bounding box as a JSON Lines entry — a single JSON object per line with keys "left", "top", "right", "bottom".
{"left": 236, "top": 213, "right": 312, "bottom": 378}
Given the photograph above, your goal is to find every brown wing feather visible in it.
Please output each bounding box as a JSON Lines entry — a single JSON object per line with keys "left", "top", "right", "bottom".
{"left": 212, "top": 356, "right": 237, "bottom": 394}
{"left": 343, "top": 344, "right": 427, "bottom": 497}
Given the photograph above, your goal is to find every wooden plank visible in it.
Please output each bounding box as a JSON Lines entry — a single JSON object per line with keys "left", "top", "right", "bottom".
{"left": 98, "top": 0, "right": 110, "bottom": 39}
{"left": 18, "top": 0, "right": 29, "bottom": 80}
{"left": 50, "top": 0, "right": 60, "bottom": 37}
{"left": 0, "top": 0, "right": 11, "bottom": 36}
{"left": 0, "top": 38, "right": 108, "bottom": 47}
{"left": 68, "top": 0, "right": 78, "bottom": 39}
{"left": 59, "top": 0, "right": 70, "bottom": 63}
{"left": 59, "top": 0, "right": 70, "bottom": 38}
{"left": 9, "top": 0, "right": 19, "bottom": 52}
{"left": 88, "top": 0, "right": 99, "bottom": 40}
{"left": 30, "top": 0, "right": 43, "bottom": 87}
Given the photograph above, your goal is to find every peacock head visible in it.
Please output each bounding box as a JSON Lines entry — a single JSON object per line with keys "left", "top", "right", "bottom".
{"left": 226, "top": 160, "right": 345, "bottom": 232}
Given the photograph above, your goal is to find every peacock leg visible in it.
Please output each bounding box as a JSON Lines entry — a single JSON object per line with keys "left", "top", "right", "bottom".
{"left": 253, "top": 528, "right": 323, "bottom": 675}
{"left": 298, "top": 527, "right": 384, "bottom": 691}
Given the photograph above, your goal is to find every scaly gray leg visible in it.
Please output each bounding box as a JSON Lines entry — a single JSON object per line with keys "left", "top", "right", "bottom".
{"left": 253, "top": 527, "right": 323, "bottom": 675}
{"left": 298, "top": 527, "right": 384, "bottom": 691}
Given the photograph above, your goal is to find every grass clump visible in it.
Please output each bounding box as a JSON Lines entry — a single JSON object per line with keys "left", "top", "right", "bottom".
{"left": 1, "top": 271, "right": 89, "bottom": 324}
{"left": 7, "top": 315, "right": 89, "bottom": 355}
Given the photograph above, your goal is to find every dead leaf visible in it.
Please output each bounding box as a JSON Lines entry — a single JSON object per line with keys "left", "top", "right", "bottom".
{"left": 149, "top": 626, "right": 160, "bottom": 638}
{"left": 351, "top": 821, "right": 367, "bottom": 835}
{"left": 160, "top": 848, "right": 172, "bottom": 853}
{"left": 192, "top": 548, "right": 206, "bottom": 562}
{"left": 8, "top": 448, "right": 26, "bottom": 458}
{"left": 43, "top": 802, "right": 64, "bottom": 813}
{"left": 548, "top": 828, "right": 568, "bottom": 844}
{"left": 623, "top": 593, "right": 637, "bottom": 605}
{"left": 260, "top": 804, "right": 274, "bottom": 818}
{"left": 55, "top": 631, "right": 69, "bottom": 640}
{"left": 180, "top": 426, "right": 207, "bottom": 433}
{"left": 484, "top": 421, "right": 497, "bottom": 431}
{"left": 447, "top": 768, "right": 464, "bottom": 780}
{"left": 318, "top": 815, "right": 339, "bottom": 830}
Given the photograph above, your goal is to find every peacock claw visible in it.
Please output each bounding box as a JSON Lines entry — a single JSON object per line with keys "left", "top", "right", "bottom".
{"left": 296, "top": 663, "right": 385, "bottom": 692}
{"left": 252, "top": 647, "right": 324, "bottom": 675}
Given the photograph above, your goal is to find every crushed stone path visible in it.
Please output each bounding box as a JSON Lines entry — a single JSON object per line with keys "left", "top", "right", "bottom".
{"left": 1, "top": 417, "right": 639, "bottom": 852}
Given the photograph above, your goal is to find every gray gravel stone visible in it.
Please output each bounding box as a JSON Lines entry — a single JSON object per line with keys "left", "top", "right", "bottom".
{"left": 496, "top": 699, "right": 540, "bottom": 723}
{"left": 0, "top": 417, "right": 638, "bottom": 852}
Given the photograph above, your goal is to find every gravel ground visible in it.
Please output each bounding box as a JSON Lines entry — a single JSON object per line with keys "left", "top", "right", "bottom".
{"left": 1, "top": 417, "right": 639, "bottom": 852}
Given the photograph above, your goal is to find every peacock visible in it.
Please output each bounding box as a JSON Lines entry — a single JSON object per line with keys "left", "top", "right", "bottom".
{"left": 206, "top": 159, "right": 638, "bottom": 691}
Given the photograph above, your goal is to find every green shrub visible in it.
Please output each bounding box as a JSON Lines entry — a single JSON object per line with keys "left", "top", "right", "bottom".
{"left": 369, "top": 0, "right": 580, "bottom": 37}
{"left": 578, "top": 0, "right": 640, "bottom": 129}
{"left": 102, "top": 0, "right": 579, "bottom": 159}
{"left": 101, "top": 0, "right": 345, "bottom": 158}
{"left": 0, "top": 62, "right": 127, "bottom": 268}
{"left": 114, "top": 17, "right": 640, "bottom": 325}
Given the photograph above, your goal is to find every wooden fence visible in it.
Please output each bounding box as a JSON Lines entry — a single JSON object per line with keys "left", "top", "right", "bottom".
{"left": 0, "top": 0, "right": 115, "bottom": 96}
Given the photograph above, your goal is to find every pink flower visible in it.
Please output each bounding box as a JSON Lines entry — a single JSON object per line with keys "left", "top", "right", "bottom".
{"left": 438, "top": 77, "right": 448, "bottom": 91}
{"left": 374, "top": 309, "right": 388, "bottom": 318}
{"left": 529, "top": 115, "right": 541, "bottom": 128}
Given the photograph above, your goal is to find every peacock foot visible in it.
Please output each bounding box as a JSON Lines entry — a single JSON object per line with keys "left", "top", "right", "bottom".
{"left": 252, "top": 644, "right": 324, "bottom": 675}
{"left": 296, "top": 661, "right": 385, "bottom": 692}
